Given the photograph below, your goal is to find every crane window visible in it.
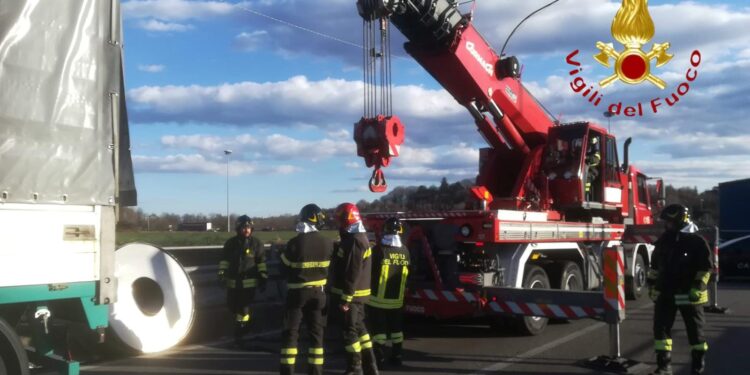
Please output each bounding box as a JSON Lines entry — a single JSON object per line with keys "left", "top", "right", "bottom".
{"left": 637, "top": 174, "right": 649, "bottom": 205}
{"left": 605, "top": 136, "right": 619, "bottom": 183}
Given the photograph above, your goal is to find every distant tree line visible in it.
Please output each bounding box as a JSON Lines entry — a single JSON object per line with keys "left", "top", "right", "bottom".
{"left": 117, "top": 178, "right": 720, "bottom": 231}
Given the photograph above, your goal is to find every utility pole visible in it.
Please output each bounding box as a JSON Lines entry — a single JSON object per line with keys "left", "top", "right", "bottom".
{"left": 224, "top": 150, "right": 232, "bottom": 233}
{"left": 603, "top": 110, "right": 614, "bottom": 133}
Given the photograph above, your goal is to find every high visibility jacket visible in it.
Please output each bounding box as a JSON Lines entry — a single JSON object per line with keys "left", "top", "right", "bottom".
{"left": 368, "top": 244, "right": 410, "bottom": 309}
{"left": 281, "top": 232, "right": 334, "bottom": 289}
{"left": 331, "top": 232, "right": 372, "bottom": 303}
{"left": 650, "top": 231, "right": 712, "bottom": 297}
{"left": 219, "top": 235, "right": 267, "bottom": 289}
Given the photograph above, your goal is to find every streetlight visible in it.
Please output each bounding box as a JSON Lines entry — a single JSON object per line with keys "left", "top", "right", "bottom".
{"left": 224, "top": 150, "right": 232, "bottom": 233}
{"left": 146, "top": 214, "right": 157, "bottom": 231}
{"left": 603, "top": 110, "right": 615, "bottom": 133}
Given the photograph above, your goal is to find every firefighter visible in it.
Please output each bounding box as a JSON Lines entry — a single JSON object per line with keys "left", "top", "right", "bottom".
{"left": 279, "top": 204, "right": 334, "bottom": 375}
{"left": 647, "top": 204, "right": 711, "bottom": 375}
{"left": 217, "top": 215, "right": 267, "bottom": 347}
{"left": 585, "top": 135, "right": 601, "bottom": 201}
{"left": 367, "top": 218, "right": 410, "bottom": 368}
{"left": 330, "top": 203, "right": 379, "bottom": 375}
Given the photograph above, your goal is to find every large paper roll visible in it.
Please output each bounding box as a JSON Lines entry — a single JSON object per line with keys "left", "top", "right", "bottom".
{"left": 109, "top": 243, "right": 195, "bottom": 353}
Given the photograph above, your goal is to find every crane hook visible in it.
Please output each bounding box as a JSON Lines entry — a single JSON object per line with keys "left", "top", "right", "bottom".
{"left": 369, "top": 168, "right": 387, "bottom": 193}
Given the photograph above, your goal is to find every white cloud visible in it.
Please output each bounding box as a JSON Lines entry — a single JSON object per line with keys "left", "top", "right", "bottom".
{"left": 133, "top": 154, "right": 255, "bottom": 175}
{"left": 127, "top": 76, "right": 463, "bottom": 130}
{"left": 233, "top": 30, "right": 269, "bottom": 52}
{"left": 634, "top": 157, "right": 750, "bottom": 189}
{"left": 264, "top": 133, "right": 354, "bottom": 161}
{"left": 122, "top": 0, "right": 234, "bottom": 20}
{"left": 137, "top": 19, "right": 193, "bottom": 32}
{"left": 138, "top": 64, "right": 165, "bottom": 73}
{"left": 132, "top": 153, "right": 299, "bottom": 176}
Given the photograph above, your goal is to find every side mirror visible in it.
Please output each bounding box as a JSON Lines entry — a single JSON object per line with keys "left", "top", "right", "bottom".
{"left": 654, "top": 178, "right": 666, "bottom": 209}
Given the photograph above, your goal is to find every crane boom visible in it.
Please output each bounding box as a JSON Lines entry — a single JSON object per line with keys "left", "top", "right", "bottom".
{"left": 355, "top": 0, "right": 555, "bottom": 206}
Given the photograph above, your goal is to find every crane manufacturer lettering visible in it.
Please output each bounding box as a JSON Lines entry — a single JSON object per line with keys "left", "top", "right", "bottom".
{"left": 466, "top": 41, "right": 494, "bottom": 76}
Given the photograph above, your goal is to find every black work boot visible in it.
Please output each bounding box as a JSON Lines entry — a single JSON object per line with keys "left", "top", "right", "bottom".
{"left": 372, "top": 343, "right": 385, "bottom": 369}
{"left": 344, "top": 352, "right": 363, "bottom": 375}
{"left": 691, "top": 350, "right": 706, "bottom": 374}
{"left": 232, "top": 322, "right": 245, "bottom": 348}
{"left": 651, "top": 351, "right": 673, "bottom": 375}
{"left": 390, "top": 343, "right": 403, "bottom": 366}
{"left": 307, "top": 363, "right": 323, "bottom": 375}
{"left": 280, "top": 364, "right": 295, "bottom": 375}
{"left": 361, "top": 348, "right": 381, "bottom": 375}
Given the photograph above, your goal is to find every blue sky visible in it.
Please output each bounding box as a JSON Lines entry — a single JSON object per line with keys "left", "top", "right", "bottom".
{"left": 122, "top": 0, "right": 750, "bottom": 216}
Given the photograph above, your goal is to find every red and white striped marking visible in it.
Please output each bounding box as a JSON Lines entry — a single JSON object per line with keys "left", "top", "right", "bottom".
{"left": 603, "top": 247, "right": 626, "bottom": 312}
{"left": 487, "top": 300, "right": 604, "bottom": 319}
{"left": 408, "top": 288, "right": 480, "bottom": 304}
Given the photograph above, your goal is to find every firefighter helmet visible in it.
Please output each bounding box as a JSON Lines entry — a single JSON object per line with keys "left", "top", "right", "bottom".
{"left": 299, "top": 203, "right": 325, "bottom": 227}
{"left": 334, "top": 203, "right": 361, "bottom": 228}
{"left": 235, "top": 215, "right": 254, "bottom": 231}
{"left": 660, "top": 204, "right": 690, "bottom": 228}
{"left": 383, "top": 218, "right": 404, "bottom": 235}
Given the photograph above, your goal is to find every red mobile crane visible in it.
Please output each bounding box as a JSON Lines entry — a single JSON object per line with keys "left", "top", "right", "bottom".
{"left": 353, "top": 0, "right": 664, "bottom": 335}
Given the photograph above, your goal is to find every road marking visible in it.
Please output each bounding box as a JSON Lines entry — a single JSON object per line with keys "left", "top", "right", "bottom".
{"left": 472, "top": 302, "right": 654, "bottom": 374}
{"left": 472, "top": 322, "right": 606, "bottom": 374}
{"left": 81, "top": 329, "right": 284, "bottom": 370}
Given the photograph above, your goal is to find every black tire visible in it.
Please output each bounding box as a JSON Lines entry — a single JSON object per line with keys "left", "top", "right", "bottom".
{"left": 0, "top": 317, "right": 29, "bottom": 375}
{"left": 558, "top": 261, "right": 584, "bottom": 291}
{"left": 625, "top": 253, "right": 646, "bottom": 300}
{"left": 513, "top": 265, "right": 550, "bottom": 336}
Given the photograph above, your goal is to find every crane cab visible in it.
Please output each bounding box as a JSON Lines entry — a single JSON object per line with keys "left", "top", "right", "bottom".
{"left": 545, "top": 122, "right": 627, "bottom": 220}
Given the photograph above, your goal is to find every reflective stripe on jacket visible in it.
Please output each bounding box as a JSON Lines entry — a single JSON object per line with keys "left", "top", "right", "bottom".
{"left": 281, "top": 232, "right": 334, "bottom": 289}
{"left": 368, "top": 243, "right": 410, "bottom": 309}
{"left": 220, "top": 235, "right": 266, "bottom": 288}
{"left": 331, "top": 232, "right": 372, "bottom": 302}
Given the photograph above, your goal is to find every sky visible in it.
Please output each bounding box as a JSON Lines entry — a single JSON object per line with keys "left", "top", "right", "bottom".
{"left": 121, "top": 0, "right": 750, "bottom": 217}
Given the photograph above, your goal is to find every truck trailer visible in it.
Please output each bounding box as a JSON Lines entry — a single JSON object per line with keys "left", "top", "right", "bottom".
{"left": 0, "top": 2, "right": 194, "bottom": 374}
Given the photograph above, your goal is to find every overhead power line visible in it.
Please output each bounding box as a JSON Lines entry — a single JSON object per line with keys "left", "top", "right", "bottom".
{"left": 232, "top": 3, "right": 364, "bottom": 49}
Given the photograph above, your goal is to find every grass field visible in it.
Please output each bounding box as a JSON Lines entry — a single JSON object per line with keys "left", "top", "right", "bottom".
{"left": 116, "top": 230, "right": 339, "bottom": 247}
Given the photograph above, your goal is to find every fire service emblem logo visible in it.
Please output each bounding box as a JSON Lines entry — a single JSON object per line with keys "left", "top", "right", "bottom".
{"left": 594, "top": 0, "right": 672, "bottom": 89}
{"left": 565, "top": 0, "right": 702, "bottom": 117}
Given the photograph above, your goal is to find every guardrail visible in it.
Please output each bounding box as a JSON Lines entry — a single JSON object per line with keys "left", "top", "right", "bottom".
{"left": 165, "top": 244, "right": 287, "bottom": 306}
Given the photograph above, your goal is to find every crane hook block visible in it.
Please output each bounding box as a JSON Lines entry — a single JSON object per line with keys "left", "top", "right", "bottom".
{"left": 369, "top": 168, "right": 387, "bottom": 193}
{"left": 354, "top": 115, "right": 405, "bottom": 192}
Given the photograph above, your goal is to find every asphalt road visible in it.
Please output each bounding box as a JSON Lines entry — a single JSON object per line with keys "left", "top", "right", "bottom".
{"left": 26, "top": 245, "right": 749, "bottom": 375}
{"left": 53, "top": 278, "right": 747, "bottom": 375}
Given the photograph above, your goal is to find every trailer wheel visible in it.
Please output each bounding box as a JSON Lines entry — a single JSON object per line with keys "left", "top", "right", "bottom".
{"left": 514, "top": 265, "right": 550, "bottom": 336}
{"left": 626, "top": 253, "right": 646, "bottom": 300}
{"left": 0, "top": 317, "right": 29, "bottom": 375}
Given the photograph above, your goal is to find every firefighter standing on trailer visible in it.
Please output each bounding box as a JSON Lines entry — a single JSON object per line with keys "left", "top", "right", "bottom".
{"left": 647, "top": 204, "right": 711, "bottom": 375}
{"left": 218, "top": 215, "right": 268, "bottom": 347}
{"left": 279, "top": 204, "right": 334, "bottom": 375}
{"left": 331, "top": 203, "right": 379, "bottom": 375}
{"left": 367, "top": 218, "right": 410, "bottom": 368}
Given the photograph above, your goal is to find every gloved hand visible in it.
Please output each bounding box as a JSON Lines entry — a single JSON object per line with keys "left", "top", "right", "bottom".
{"left": 339, "top": 301, "right": 351, "bottom": 313}
{"left": 258, "top": 277, "right": 267, "bottom": 293}
{"left": 689, "top": 288, "right": 708, "bottom": 304}
{"left": 648, "top": 286, "right": 660, "bottom": 302}
{"left": 217, "top": 270, "right": 226, "bottom": 288}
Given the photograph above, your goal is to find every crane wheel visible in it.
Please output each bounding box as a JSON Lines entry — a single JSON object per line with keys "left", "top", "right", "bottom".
{"left": 625, "top": 253, "right": 646, "bottom": 300}
{"left": 0, "top": 317, "right": 29, "bottom": 375}
{"left": 512, "top": 265, "right": 550, "bottom": 336}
